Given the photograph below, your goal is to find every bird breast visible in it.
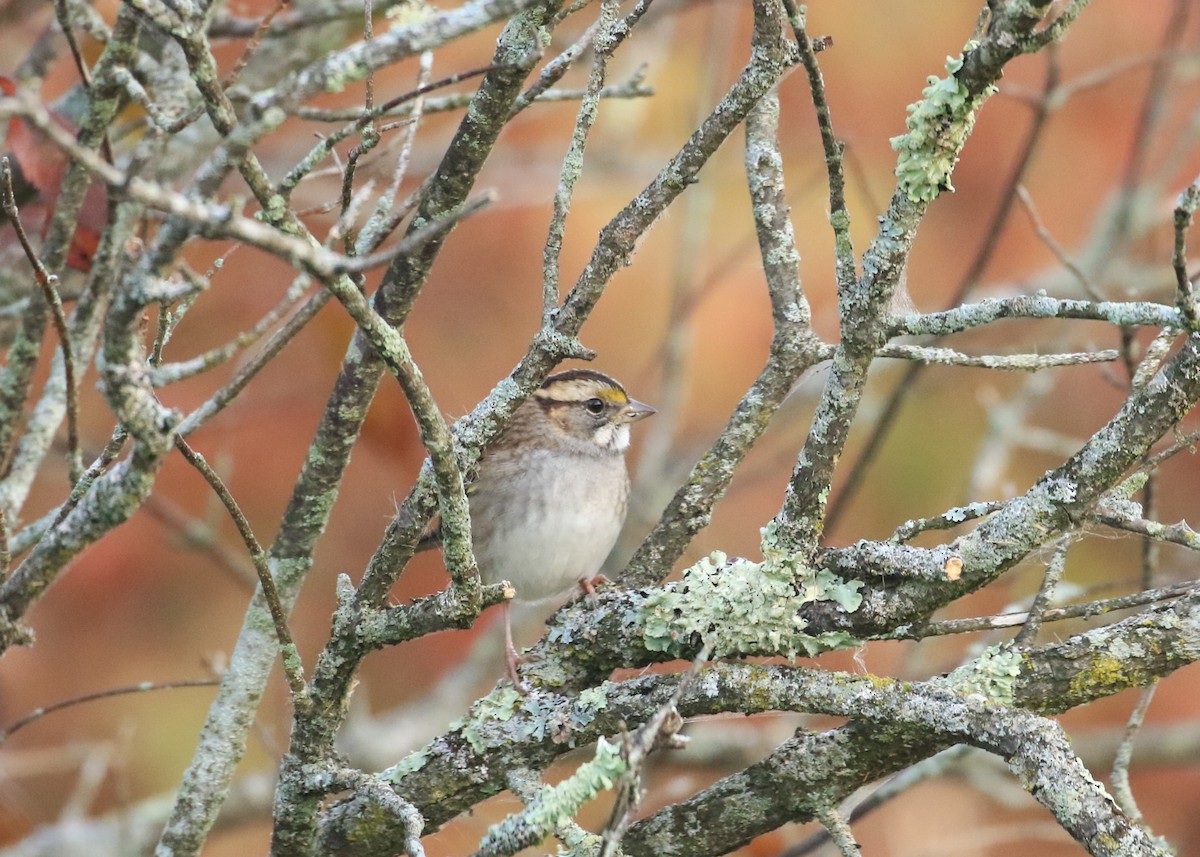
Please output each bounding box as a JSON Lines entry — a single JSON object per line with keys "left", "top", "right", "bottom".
{"left": 468, "top": 448, "right": 629, "bottom": 601}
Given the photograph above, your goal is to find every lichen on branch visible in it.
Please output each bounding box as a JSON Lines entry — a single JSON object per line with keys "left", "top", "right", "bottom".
{"left": 891, "top": 41, "right": 997, "bottom": 203}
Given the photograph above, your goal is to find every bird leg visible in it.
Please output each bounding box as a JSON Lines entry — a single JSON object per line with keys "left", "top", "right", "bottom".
{"left": 501, "top": 600, "right": 529, "bottom": 692}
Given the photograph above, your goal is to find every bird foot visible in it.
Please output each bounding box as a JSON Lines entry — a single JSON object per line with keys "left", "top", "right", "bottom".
{"left": 575, "top": 574, "right": 610, "bottom": 601}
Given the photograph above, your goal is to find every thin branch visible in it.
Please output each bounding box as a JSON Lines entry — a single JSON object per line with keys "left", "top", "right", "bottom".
{"left": 207, "top": 1, "right": 391, "bottom": 38}
{"left": 281, "top": 63, "right": 501, "bottom": 197}
{"left": 150, "top": 277, "right": 315, "bottom": 387}
{"left": 0, "top": 679, "right": 219, "bottom": 743}
{"left": 358, "top": 50, "right": 434, "bottom": 253}
{"left": 1173, "top": 174, "right": 1200, "bottom": 326}
{"left": 0, "top": 157, "right": 82, "bottom": 483}
{"left": 782, "top": 0, "right": 855, "bottom": 289}
{"left": 892, "top": 296, "right": 1182, "bottom": 337}
{"left": 1111, "top": 684, "right": 1159, "bottom": 827}
{"left": 141, "top": 495, "right": 258, "bottom": 589}
{"left": 780, "top": 746, "right": 975, "bottom": 857}
{"left": 815, "top": 807, "right": 862, "bottom": 857}
{"left": 887, "top": 579, "right": 1200, "bottom": 641}
{"left": 542, "top": 0, "right": 621, "bottom": 323}
{"left": 1105, "top": 0, "right": 1190, "bottom": 252}
{"left": 889, "top": 501, "right": 1007, "bottom": 543}
{"left": 1016, "top": 184, "right": 1099, "bottom": 299}
{"left": 1011, "top": 537, "right": 1071, "bottom": 647}
{"left": 175, "top": 290, "right": 329, "bottom": 437}
{"left": 0, "top": 507, "right": 10, "bottom": 582}
{"left": 510, "top": 14, "right": 601, "bottom": 116}
{"left": 173, "top": 435, "right": 310, "bottom": 709}
{"left": 1020, "top": 0, "right": 1091, "bottom": 52}
{"left": 1091, "top": 512, "right": 1200, "bottom": 551}
{"left": 0, "top": 95, "right": 455, "bottom": 280}
{"left": 877, "top": 343, "right": 1119, "bottom": 370}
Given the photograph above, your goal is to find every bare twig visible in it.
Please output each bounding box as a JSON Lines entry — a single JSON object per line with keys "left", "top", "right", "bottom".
{"left": 1016, "top": 184, "right": 1099, "bottom": 299}
{"left": 0, "top": 158, "right": 82, "bottom": 483}
{"left": 889, "top": 501, "right": 1007, "bottom": 543}
{"left": 1172, "top": 175, "right": 1200, "bottom": 326}
{"left": 542, "top": 0, "right": 621, "bottom": 322}
{"left": 0, "top": 679, "right": 219, "bottom": 743}
{"left": 815, "top": 807, "right": 862, "bottom": 857}
{"left": 888, "top": 579, "right": 1200, "bottom": 641}
{"left": 0, "top": 507, "right": 10, "bottom": 581}
{"left": 782, "top": 0, "right": 855, "bottom": 289}
{"left": 1091, "top": 511, "right": 1200, "bottom": 551}
{"left": 358, "top": 51, "right": 433, "bottom": 253}
{"left": 141, "top": 494, "right": 258, "bottom": 589}
{"left": 877, "top": 343, "right": 1119, "bottom": 369}
{"left": 173, "top": 435, "right": 310, "bottom": 709}
{"left": 893, "top": 296, "right": 1182, "bottom": 337}
{"left": 1111, "top": 684, "right": 1159, "bottom": 827}
{"left": 1012, "top": 537, "right": 1071, "bottom": 646}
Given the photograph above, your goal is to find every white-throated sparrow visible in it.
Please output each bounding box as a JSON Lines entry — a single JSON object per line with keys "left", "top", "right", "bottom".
{"left": 437, "top": 369, "right": 655, "bottom": 687}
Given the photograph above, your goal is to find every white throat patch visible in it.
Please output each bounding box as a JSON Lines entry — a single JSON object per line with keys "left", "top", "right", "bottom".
{"left": 595, "top": 423, "right": 631, "bottom": 452}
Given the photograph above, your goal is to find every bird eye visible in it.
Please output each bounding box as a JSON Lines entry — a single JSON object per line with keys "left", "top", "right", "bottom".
{"left": 584, "top": 397, "right": 605, "bottom": 415}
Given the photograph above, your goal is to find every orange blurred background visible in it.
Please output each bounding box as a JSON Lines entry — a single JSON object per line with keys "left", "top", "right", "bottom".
{"left": 1, "top": 1, "right": 1199, "bottom": 855}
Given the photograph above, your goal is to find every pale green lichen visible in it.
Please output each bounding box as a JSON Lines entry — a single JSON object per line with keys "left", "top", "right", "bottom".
{"left": 943, "top": 644, "right": 1023, "bottom": 703}
{"left": 479, "top": 738, "right": 625, "bottom": 853}
{"left": 571, "top": 686, "right": 609, "bottom": 729}
{"left": 254, "top": 192, "right": 289, "bottom": 226}
{"left": 509, "top": 686, "right": 609, "bottom": 747}
{"left": 640, "top": 523, "right": 864, "bottom": 659}
{"left": 382, "top": 746, "right": 432, "bottom": 782}
{"left": 1108, "top": 470, "right": 1149, "bottom": 502}
{"left": 446, "top": 685, "right": 609, "bottom": 756}
{"left": 524, "top": 737, "right": 623, "bottom": 827}
{"left": 554, "top": 825, "right": 603, "bottom": 856}
{"left": 891, "top": 41, "right": 996, "bottom": 203}
{"left": 455, "top": 686, "right": 524, "bottom": 755}
{"left": 386, "top": 1, "right": 432, "bottom": 27}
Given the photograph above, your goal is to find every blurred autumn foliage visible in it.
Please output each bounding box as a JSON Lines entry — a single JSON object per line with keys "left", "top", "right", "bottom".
{"left": 0, "top": 1, "right": 1199, "bottom": 856}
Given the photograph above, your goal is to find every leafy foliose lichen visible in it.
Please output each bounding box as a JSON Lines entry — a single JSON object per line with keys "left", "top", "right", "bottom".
{"left": 640, "top": 523, "right": 864, "bottom": 660}
{"left": 570, "top": 686, "right": 609, "bottom": 729}
{"left": 444, "top": 684, "right": 612, "bottom": 756}
{"left": 890, "top": 41, "right": 996, "bottom": 203}
{"left": 382, "top": 746, "right": 432, "bottom": 782}
{"left": 942, "top": 644, "right": 1023, "bottom": 704}
{"left": 453, "top": 686, "right": 524, "bottom": 755}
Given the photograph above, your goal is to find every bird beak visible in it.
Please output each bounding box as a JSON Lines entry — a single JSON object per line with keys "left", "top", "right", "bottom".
{"left": 621, "top": 399, "right": 656, "bottom": 423}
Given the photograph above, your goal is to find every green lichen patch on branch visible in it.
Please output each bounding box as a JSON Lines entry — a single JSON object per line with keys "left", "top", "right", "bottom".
{"left": 891, "top": 41, "right": 997, "bottom": 203}
{"left": 439, "top": 684, "right": 612, "bottom": 759}
{"left": 475, "top": 737, "right": 625, "bottom": 856}
{"left": 940, "top": 644, "right": 1023, "bottom": 704}
{"left": 640, "top": 524, "right": 864, "bottom": 659}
